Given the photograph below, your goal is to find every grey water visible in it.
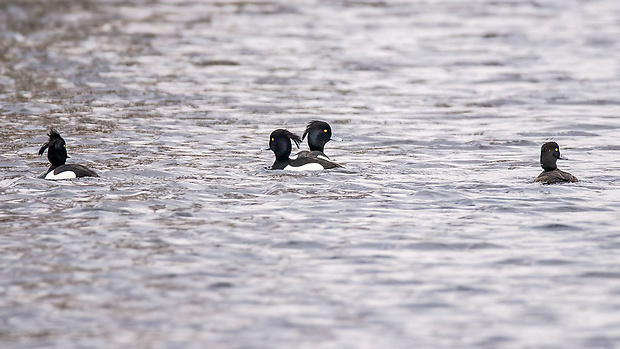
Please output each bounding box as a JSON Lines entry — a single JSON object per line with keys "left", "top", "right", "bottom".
{"left": 1, "top": 0, "right": 620, "bottom": 348}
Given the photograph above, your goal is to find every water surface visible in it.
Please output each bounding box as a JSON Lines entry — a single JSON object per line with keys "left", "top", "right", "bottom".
{"left": 1, "top": 0, "right": 620, "bottom": 348}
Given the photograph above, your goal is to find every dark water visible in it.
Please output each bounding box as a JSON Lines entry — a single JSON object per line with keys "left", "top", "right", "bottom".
{"left": 2, "top": 0, "right": 620, "bottom": 348}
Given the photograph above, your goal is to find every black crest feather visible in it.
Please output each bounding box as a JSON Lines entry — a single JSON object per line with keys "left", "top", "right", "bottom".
{"left": 302, "top": 120, "right": 326, "bottom": 140}
{"left": 283, "top": 130, "right": 301, "bottom": 148}
{"left": 38, "top": 128, "right": 63, "bottom": 156}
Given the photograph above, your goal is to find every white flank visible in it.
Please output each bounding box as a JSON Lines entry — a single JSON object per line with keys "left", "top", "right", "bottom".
{"left": 45, "top": 170, "right": 77, "bottom": 180}
{"left": 289, "top": 154, "right": 298, "bottom": 160}
{"left": 284, "top": 163, "right": 324, "bottom": 171}
{"left": 317, "top": 154, "right": 330, "bottom": 161}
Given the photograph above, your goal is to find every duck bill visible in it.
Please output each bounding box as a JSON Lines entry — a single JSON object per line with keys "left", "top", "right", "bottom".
{"left": 330, "top": 135, "right": 343, "bottom": 142}
{"left": 558, "top": 155, "right": 568, "bottom": 160}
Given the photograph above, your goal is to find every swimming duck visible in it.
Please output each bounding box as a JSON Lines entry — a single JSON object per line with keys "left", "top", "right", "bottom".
{"left": 533, "top": 141, "right": 578, "bottom": 184}
{"left": 268, "top": 129, "right": 341, "bottom": 170}
{"left": 38, "top": 129, "right": 98, "bottom": 180}
{"left": 299, "top": 120, "right": 342, "bottom": 159}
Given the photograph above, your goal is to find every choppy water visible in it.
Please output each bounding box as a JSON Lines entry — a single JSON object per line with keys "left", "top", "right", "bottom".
{"left": 2, "top": 0, "right": 620, "bottom": 348}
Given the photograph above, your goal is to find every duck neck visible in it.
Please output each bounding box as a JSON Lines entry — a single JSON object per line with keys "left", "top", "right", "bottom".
{"left": 309, "top": 143, "right": 324, "bottom": 152}
{"left": 48, "top": 152, "right": 67, "bottom": 167}
{"left": 274, "top": 138, "right": 292, "bottom": 161}
{"left": 540, "top": 154, "right": 557, "bottom": 171}
{"left": 47, "top": 164, "right": 60, "bottom": 173}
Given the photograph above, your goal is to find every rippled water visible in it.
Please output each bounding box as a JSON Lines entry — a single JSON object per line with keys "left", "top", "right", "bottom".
{"left": 2, "top": 0, "right": 620, "bottom": 348}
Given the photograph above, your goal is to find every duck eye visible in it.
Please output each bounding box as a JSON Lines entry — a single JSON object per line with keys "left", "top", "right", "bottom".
{"left": 323, "top": 129, "right": 327, "bottom": 133}
{"left": 271, "top": 138, "right": 274, "bottom": 142}
{"left": 555, "top": 148, "right": 558, "bottom": 152}
{"left": 63, "top": 144, "right": 66, "bottom": 148}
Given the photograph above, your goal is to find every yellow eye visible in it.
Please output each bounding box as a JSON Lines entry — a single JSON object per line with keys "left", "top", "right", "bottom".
{"left": 63, "top": 145, "right": 66, "bottom": 148}
{"left": 271, "top": 138, "right": 274, "bottom": 142}
{"left": 323, "top": 129, "right": 327, "bottom": 133}
{"left": 555, "top": 148, "right": 558, "bottom": 152}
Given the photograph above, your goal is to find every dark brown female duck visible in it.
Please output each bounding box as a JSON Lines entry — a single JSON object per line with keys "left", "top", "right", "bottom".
{"left": 533, "top": 142, "right": 578, "bottom": 184}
